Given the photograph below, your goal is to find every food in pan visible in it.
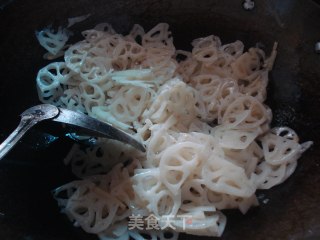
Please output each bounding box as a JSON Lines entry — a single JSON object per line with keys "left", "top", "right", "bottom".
{"left": 36, "top": 23, "right": 312, "bottom": 239}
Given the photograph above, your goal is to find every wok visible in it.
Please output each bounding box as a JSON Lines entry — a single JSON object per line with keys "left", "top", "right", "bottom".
{"left": 0, "top": 0, "right": 319, "bottom": 239}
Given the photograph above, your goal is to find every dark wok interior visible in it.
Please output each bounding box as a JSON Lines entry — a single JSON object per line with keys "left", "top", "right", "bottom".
{"left": 0, "top": 0, "right": 320, "bottom": 239}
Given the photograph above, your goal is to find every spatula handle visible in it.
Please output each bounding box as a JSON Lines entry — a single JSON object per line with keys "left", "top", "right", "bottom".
{"left": 0, "top": 116, "right": 37, "bottom": 160}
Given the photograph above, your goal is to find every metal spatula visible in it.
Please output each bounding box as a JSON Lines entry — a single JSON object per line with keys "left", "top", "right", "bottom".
{"left": 0, "top": 104, "right": 145, "bottom": 160}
